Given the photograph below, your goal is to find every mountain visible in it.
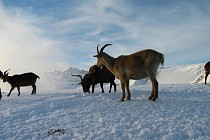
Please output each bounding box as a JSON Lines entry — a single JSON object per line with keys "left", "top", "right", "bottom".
{"left": 45, "top": 63, "right": 209, "bottom": 90}
{"left": 45, "top": 67, "right": 88, "bottom": 90}
{"left": 157, "top": 63, "right": 206, "bottom": 84}
{"left": 47, "top": 67, "right": 87, "bottom": 83}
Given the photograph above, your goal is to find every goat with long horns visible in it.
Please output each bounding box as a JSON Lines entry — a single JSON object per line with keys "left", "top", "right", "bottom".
{"left": 94, "top": 44, "right": 164, "bottom": 102}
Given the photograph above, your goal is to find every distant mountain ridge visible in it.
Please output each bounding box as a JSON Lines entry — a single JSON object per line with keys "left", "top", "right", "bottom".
{"left": 157, "top": 63, "right": 207, "bottom": 84}
{"left": 46, "top": 67, "right": 88, "bottom": 89}
{"left": 46, "top": 63, "right": 209, "bottom": 90}
{"left": 47, "top": 67, "right": 87, "bottom": 82}
{"left": 1, "top": 64, "right": 207, "bottom": 93}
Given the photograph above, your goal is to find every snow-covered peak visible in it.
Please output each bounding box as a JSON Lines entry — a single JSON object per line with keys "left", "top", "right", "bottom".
{"left": 157, "top": 63, "right": 207, "bottom": 84}
{"left": 46, "top": 67, "right": 87, "bottom": 82}
{"left": 45, "top": 63, "right": 209, "bottom": 89}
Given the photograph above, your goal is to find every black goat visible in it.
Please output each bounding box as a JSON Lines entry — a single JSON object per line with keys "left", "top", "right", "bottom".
{"left": 0, "top": 69, "right": 40, "bottom": 97}
{"left": 0, "top": 88, "right": 2, "bottom": 100}
{"left": 204, "top": 61, "right": 210, "bottom": 85}
{"left": 71, "top": 65, "right": 116, "bottom": 93}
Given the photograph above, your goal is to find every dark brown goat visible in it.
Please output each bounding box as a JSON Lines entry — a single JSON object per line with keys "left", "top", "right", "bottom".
{"left": 71, "top": 65, "right": 116, "bottom": 93}
{"left": 0, "top": 69, "right": 40, "bottom": 97}
{"left": 204, "top": 61, "right": 210, "bottom": 85}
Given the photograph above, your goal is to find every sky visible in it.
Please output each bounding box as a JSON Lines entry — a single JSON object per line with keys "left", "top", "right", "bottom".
{"left": 0, "top": 0, "right": 210, "bottom": 74}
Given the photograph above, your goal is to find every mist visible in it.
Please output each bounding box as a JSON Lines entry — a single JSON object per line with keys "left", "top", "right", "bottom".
{"left": 0, "top": 3, "right": 69, "bottom": 92}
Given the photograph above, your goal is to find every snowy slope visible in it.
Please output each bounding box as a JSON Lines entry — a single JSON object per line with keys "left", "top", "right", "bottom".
{"left": 0, "top": 64, "right": 210, "bottom": 139}
{"left": 0, "top": 84, "right": 209, "bottom": 139}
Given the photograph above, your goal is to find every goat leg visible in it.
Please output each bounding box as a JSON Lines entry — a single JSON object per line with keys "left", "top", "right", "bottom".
{"left": 17, "top": 87, "right": 21, "bottom": 96}
{"left": 113, "top": 82, "right": 116, "bottom": 92}
{"left": 125, "top": 80, "right": 131, "bottom": 100}
{"left": 148, "top": 76, "right": 158, "bottom": 101}
{"left": 100, "top": 83, "right": 104, "bottom": 93}
{"left": 148, "top": 80, "right": 158, "bottom": 101}
{"left": 31, "top": 85, "right": 36, "bottom": 95}
{"left": 120, "top": 80, "right": 126, "bottom": 102}
{"left": 91, "top": 84, "right": 95, "bottom": 93}
{"left": 109, "top": 82, "right": 112, "bottom": 93}
{"left": 205, "top": 73, "right": 209, "bottom": 85}
{"left": 7, "top": 87, "right": 15, "bottom": 97}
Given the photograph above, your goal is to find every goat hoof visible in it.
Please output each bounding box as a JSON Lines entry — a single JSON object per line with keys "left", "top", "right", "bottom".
{"left": 148, "top": 96, "right": 156, "bottom": 101}
{"left": 148, "top": 96, "right": 153, "bottom": 100}
{"left": 152, "top": 98, "right": 156, "bottom": 101}
{"left": 120, "top": 98, "right": 125, "bottom": 102}
{"left": 126, "top": 97, "right": 131, "bottom": 100}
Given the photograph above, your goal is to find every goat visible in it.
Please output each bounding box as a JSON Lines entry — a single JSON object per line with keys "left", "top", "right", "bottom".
{"left": 71, "top": 65, "right": 116, "bottom": 93}
{"left": 0, "top": 69, "right": 40, "bottom": 97}
{"left": 94, "top": 44, "right": 164, "bottom": 102}
{"left": 0, "top": 88, "right": 2, "bottom": 100}
{"left": 204, "top": 61, "right": 210, "bottom": 85}
{"left": 0, "top": 72, "right": 2, "bottom": 100}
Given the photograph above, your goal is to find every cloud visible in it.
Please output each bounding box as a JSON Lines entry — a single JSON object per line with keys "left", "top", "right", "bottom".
{"left": 53, "top": 0, "right": 210, "bottom": 67}
{"left": 1, "top": 0, "right": 210, "bottom": 73}
{"left": 0, "top": 0, "right": 210, "bottom": 92}
{"left": 0, "top": 3, "right": 68, "bottom": 75}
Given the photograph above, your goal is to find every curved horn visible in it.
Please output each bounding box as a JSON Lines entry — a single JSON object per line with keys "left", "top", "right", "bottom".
{"left": 100, "top": 44, "right": 112, "bottom": 53}
{"left": 71, "top": 74, "right": 83, "bottom": 82}
{"left": 97, "top": 44, "right": 100, "bottom": 54}
{"left": 4, "top": 69, "right": 11, "bottom": 75}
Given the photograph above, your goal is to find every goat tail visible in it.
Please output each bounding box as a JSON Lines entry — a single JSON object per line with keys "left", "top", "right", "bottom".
{"left": 36, "top": 75, "right": 40, "bottom": 79}
{"left": 159, "top": 53, "right": 164, "bottom": 66}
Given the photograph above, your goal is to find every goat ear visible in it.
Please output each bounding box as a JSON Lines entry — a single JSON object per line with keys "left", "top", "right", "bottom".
{"left": 93, "top": 54, "right": 98, "bottom": 57}
{"left": 90, "top": 69, "right": 96, "bottom": 74}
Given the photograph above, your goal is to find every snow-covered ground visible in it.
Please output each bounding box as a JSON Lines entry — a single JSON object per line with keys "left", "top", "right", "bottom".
{"left": 0, "top": 64, "right": 210, "bottom": 140}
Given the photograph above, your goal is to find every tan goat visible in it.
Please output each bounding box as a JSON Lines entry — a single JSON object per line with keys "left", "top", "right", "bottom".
{"left": 94, "top": 44, "right": 164, "bottom": 102}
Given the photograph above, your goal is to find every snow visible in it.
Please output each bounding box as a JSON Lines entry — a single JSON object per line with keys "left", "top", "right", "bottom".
{"left": 157, "top": 63, "right": 207, "bottom": 84}
{"left": 0, "top": 64, "right": 210, "bottom": 140}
